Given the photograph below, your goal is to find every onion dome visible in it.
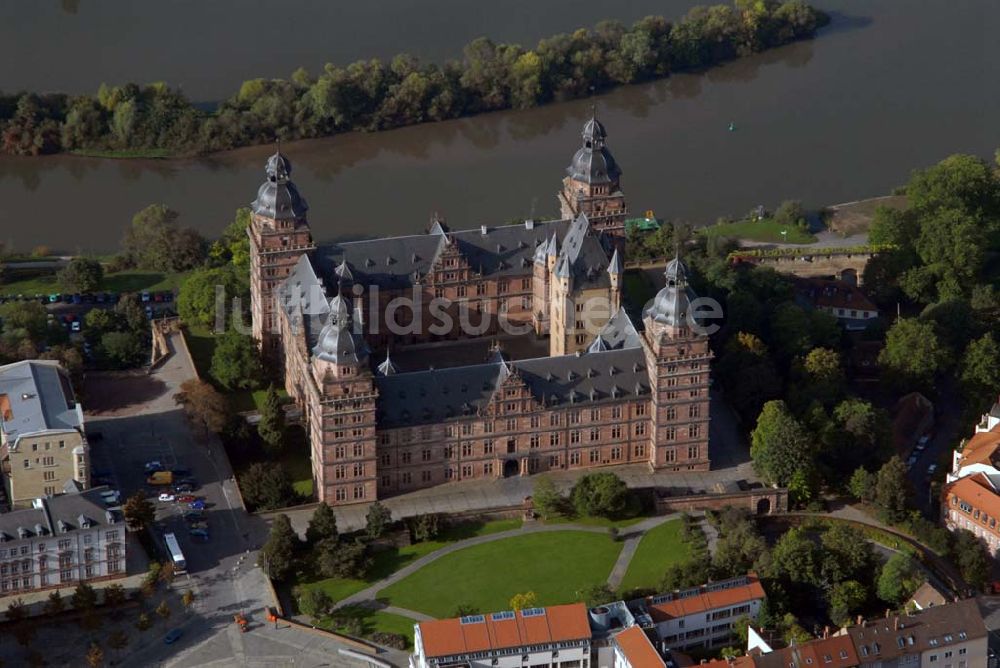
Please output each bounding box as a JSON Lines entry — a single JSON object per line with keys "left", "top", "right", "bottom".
{"left": 312, "top": 295, "right": 368, "bottom": 365}
{"left": 252, "top": 147, "right": 309, "bottom": 220}
{"left": 645, "top": 257, "right": 697, "bottom": 328}
{"left": 566, "top": 109, "right": 621, "bottom": 185}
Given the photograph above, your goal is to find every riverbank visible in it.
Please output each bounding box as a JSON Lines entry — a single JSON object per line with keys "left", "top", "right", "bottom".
{"left": 1, "top": 2, "right": 827, "bottom": 159}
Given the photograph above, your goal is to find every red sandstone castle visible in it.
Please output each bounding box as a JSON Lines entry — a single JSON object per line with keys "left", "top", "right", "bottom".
{"left": 248, "top": 116, "right": 712, "bottom": 506}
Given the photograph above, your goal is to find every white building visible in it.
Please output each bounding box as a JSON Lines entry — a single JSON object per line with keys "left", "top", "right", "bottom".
{"left": 638, "top": 574, "right": 766, "bottom": 652}
{"left": 0, "top": 487, "right": 126, "bottom": 595}
{"left": 412, "top": 603, "right": 592, "bottom": 668}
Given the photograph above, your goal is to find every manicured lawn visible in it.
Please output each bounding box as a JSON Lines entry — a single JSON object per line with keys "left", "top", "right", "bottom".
{"left": 183, "top": 324, "right": 217, "bottom": 379}
{"left": 618, "top": 519, "right": 691, "bottom": 591}
{"left": 377, "top": 531, "right": 622, "bottom": 617}
{"left": 543, "top": 514, "right": 646, "bottom": 529}
{"left": 0, "top": 269, "right": 186, "bottom": 297}
{"left": 301, "top": 519, "right": 523, "bottom": 605}
{"left": 699, "top": 219, "right": 816, "bottom": 244}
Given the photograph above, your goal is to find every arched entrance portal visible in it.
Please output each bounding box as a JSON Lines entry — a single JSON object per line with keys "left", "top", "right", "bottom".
{"left": 756, "top": 498, "right": 772, "bottom": 515}
{"left": 503, "top": 459, "right": 520, "bottom": 478}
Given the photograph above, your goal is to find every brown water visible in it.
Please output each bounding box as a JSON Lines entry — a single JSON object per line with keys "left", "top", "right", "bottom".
{"left": 0, "top": 0, "right": 997, "bottom": 253}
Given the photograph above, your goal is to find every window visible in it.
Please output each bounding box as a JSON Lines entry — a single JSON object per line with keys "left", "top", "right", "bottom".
{"left": 353, "top": 463, "right": 364, "bottom": 477}
{"left": 483, "top": 462, "right": 493, "bottom": 475}
{"left": 611, "top": 426, "right": 621, "bottom": 439}
{"left": 589, "top": 449, "right": 599, "bottom": 463}
{"left": 590, "top": 428, "right": 600, "bottom": 442}
{"left": 335, "top": 488, "right": 347, "bottom": 502}
{"left": 353, "top": 485, "right": 365, "bottom": 500}
{"left": 688, "top": 446, "right": 699, "bottom": 459}
{"left": 461, "top": 444, "right": 472, "bottom": 457}
{"left": 570, "top": 431, "right": 580, "bottom": 444}
{"left": 530, "top": 415, "right": 540, "bottom": 429}
{"left": 570, "top": 451, "right": 581, "bottom": 465}
{"left": 483, "top": 439, "right": 494, "bottom": 454}
{"left": 635, "top": 422, "right": 646, "bottom": 436}
{"left": 610, "top": 447, "right": 622, "bottom": 461}
{"left": 634, "top": 444, "right": 645, "bottom": 457}
{"left": 422, "top": 449, "right": 431, "bottom": 462}
{"left": 549, "top": 433, "right": 559, "bottom": 447}
{"left": 43, "top": 471, "right": 56, "bottom": 481}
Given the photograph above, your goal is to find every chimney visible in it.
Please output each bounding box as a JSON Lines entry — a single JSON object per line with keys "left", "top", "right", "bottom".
{"left": 885, "top": 609, "right": 891, "bottom": 619}
{"left": 857, "top": 615, "right": 864, "bottom": 626}
{"left": 481, "top": 225, "right": 488, "bottom": 235}
{"left": 894, "top": 617, "right": 899, "bottom": 631}
{"left": 823, "top": 626, "right": 830, "bottom": 639}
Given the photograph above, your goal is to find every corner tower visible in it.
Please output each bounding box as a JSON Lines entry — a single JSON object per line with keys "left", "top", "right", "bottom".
{"left": 558, "top": 110, "right": 628, "bottom": 234}
{"left": 641, "top": 257, "right": 712, "bottom": 471}
{"left": 249, "top": 148, "right": 315, "bottom": 358}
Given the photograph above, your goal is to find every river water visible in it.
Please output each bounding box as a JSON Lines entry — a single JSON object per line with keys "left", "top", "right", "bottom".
{"left": 0, "top": 0, "right": 997, "bottom": 253}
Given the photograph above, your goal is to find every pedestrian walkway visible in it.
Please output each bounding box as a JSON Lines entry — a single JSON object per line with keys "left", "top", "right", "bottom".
{"left": 606, "top": 515, "right": 679, "bottom": 589}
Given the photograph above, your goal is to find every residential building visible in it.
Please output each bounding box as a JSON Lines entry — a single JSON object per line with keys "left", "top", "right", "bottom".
{"left": 251, "top": 118, "right": 714, "bottom": 506}
{"left": 793, "top": 277, "right": 879, "bottom": 331}
{"left": 412, "top": 603, "right": 593, "bottom": 668}
{"left": 743, "top": 598, "right": 987, "bottom": 668}
{"left": 0, "top": 487, "right": 125, "bottom": 595}
{"left": 909, "top": 581, "right": 949, "bottom": 611}
{"left": 0, "top": 360, "right": 89, "bottom": 507}
{"left": 942, "top": 473, "right": 1000, "bottom": 556}
{"left": 613, "top": 626, "right": 666, "bottom": 668}
{"left": 636, "top": 574, "right": 766, "bottom": 652}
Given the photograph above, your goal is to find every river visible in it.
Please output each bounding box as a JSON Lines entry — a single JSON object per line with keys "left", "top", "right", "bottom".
{"left": 0, "top": 0, "right": 997, "bottom": 254}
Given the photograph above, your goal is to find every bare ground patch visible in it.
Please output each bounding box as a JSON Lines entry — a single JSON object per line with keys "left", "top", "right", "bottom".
{"left": 84, "top": 371, "right": 169, "bottom": 416}
{"left": 827, "top": 194, "right": 908, "bottom": 237}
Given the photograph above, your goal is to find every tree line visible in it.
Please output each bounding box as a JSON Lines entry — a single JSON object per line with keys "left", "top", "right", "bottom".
{"left": 0, "top": 1, "right": 827, "bottom": 156}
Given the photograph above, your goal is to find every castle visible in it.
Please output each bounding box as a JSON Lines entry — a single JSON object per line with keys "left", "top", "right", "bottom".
{"left": 248, "top": 115, "right": 712, "bottom": 506}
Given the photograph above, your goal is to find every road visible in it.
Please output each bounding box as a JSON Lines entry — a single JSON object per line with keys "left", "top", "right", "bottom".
{"left": 85, "top": 332, "right": 362, "bottom": 667}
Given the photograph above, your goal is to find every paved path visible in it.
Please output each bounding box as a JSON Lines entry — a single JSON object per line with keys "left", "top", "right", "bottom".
{"left": 606, "top": 515, "right": 679, "bottom": 589}
{"left": 384, "top": 605, "right": 435, "bottom": 622}
{"left": 336, "top": 514, "right": 683, "bottom": 618}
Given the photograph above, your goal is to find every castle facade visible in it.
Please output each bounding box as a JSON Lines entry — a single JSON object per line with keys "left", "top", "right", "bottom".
{"left": 248, "top": 116, "right": 712, "bottom": 506}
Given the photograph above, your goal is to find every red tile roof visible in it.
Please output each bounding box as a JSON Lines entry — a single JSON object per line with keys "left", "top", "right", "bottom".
{"left": 418, "top": 603, "right": 591, "bottom": 658}
{"left": 647, "top": 575, "right": 766, "bottom": 623}
{"left": 957, "top": 425, "right": 1000, "bottom": 468}
{"left": 614, "top": 626, "right": 664, "bottom": 668}
{"left": 944, "top": 473, "right": 1000, "bottom": 531}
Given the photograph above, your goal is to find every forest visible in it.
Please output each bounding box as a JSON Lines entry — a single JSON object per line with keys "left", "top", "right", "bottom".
{"left": 0, "top": 1, "right": 826, "bottom": 157}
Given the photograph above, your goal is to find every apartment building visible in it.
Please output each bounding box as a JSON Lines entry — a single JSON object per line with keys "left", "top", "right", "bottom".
{"left": 412, "top": 603, "right": 593, "bottom": 668}
{"left": 0, "top": 487, "right": 125, "bottom": 595}
{"left": 637, "top": 574, "right": 766, "bottom": 652}
{"left": 0, "top": 360, "right": 89, "bottom": 507}
{"left": 612, "top": 626, "right": 666, "bottom": 668}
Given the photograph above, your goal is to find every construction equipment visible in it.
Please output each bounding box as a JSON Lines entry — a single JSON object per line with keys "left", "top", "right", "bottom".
{"left": 234, "top": 613, "right": 248, "bottom": 632}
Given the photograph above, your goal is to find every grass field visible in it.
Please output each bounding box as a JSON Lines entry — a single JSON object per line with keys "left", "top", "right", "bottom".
{"left": 0, "top": 270, "right": 186, "bottom": 297}
{"left": 618, "top": 519, "right": 691, "bottom": 591}
{"left": 376, "top": 531, "right": 622, "bottom": 617}
{"left": 700, "top": 219, "right": 816, "bottom": 244}
{"left": 300, "top": 519, "right": 523, "bottom": 605}
{"left": 543, "top": 514, "right": 646, "bottom": 529}
{"left": 70, "top": 148, "right": 174, "bottom": 159}
{"left": 315, "top": 606, "right": 417, "bottom": 648}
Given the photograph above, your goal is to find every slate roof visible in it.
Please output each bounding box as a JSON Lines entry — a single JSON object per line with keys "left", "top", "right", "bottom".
{"left": 374, "top": 347, "right": 648, "bottom": 428}
{"left": 553, "top": 214, "right": 614, "bottom": 290}
{"left": 588, "top": 309, "right": 641, "bottom": 353}
{"left": 645, "top": 258, "right": 697, "bottom": 328}
{"left": 278, "top": 254, "right": 331, "bottom": 351}
{"left": 0, "top": 487, "right": 119, "bottom": 543}
{"left": 312, "top": 295, "right": 369, "bottom": 366}
{"left": 0, "top": 360, "right": 82, "bottom": 444}
{"left": 252, "top": 149, "right": 308, "bottom": 221}
{"left": 313, "top": 219, "right": 570, "bottom": 290}
{"left": 567, "top": 113, "right": 622, "bottom": 186}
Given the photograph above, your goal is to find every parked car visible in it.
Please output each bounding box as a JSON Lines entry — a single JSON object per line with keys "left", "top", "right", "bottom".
{"left": 173, "top": 483, "right": 194, "bottom": 493}
{"left": 906, "top": 455, "right": 918, "bottom": 469}
{"left": 189, "top": 521, "right": 209, "bottom": 530}
{"left": 916, "top": 435, "right": 930, "bottom": 451}
{"left": 158, "top": 493, "right": 176, "bottom": 503}
{"left": 164, "top": 628, "right": 183, "bottom": 645}
{"left": 188, "top": 500, "right": 206, "bottom": 510}
{"left": 182, "top": 511, "right": 204, "bottom": 522}
{"left": 144, "top": 461, "right": 164, "bottom": 473}
{"left": 176, "top": 477, "right": 198, "bottom": 488}
{"left": 189, "top": 528, "right": 209, "bottom": 538}
{"left": 176, "top": 495, "right": 197, "bottom": 504}
{"left": 926, "top": 463, "right": 938, "bottom": 477}
{"left": 48, "top": 293, "right": 60, "bottom": 303}
{"left": 70, "top": 320, "right": 81, "bottom": 333}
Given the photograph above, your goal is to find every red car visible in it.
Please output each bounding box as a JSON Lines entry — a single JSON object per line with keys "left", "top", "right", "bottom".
{"left": 176, "top": 495, "right": 197, "bottom": 504}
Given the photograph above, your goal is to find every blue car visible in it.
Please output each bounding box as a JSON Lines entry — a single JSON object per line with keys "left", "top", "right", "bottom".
{"left": 164, "top": 628, "right": 183, "bottom": 644}
{"left": 188, "top": 499, "right": 206, "bottom": 510}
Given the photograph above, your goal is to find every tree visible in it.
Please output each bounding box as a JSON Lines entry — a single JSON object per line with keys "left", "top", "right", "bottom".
{"left": 177, "top": 266, "right": 243, "bottom": 328}
{"left": 409, "top": 513, "right": 441, "bottom": 543}
{"left": 174, "top": 378, "right": 230, "bottom": 433}
{"left": 122, "top": 204, "right": 205, "bottom": 272}
{"left": 0, "top": 300, "right": 49, "bottom": 342}
{"left": 509, "top": 591, "right": 537, "bottom": 611}
{"left": 257, "top": 384, "right": 286, "bottom": 455}
{"left": 316, "top": 537, "right": 370, "bottom": 579}
{"left": 773, "top": 199, "right": 806, "bottom": 227}
{"left": 716, "top": 331, "right": 782, "bottom": 423}
{"left": 570, "top": 472, "right": 630, "bottom": 518}
{"left": 44, "top": 589, "right": 65, "bottom": 616}
{"left": 532, "top": 475, "right": 566, "bottom": 518}
{"left": 750, "top": 400, "right": 814, "bottom": 487}
{"left": 366, "top": 501, "right": 392, "bottom": 539}
{"left": 210, "top": 326, "right": 263, "bottom": 391}
{"left": 848, "top": 467, "right": 876, "bottom": 504}
{"left": 297, "top": 587, "right": 333, "bottom": 618}
{"left": 86, "top": 642, "right": 104, "bottom": 668}
{"left": 239, "top": 462, "right": 296, "bottom": 511}
{"left": 103, "top": 583, "right": 126, "bottom": 612}
{"left": 5, "top": 597, "right": 27, "bottom": 623}
{"left": 182, "top": 589, "right": 196, "bottom": 609}
{"left": 155, "top": 600, "right": 171, "bottom": 620}
{"left": 576, "top": 583, "right": 618, "bottom": 607}
{"left": 878, "top": 318, "right": 948, "bottom": 391}
{"left": 828, "top": 580, "right": 868, "bottom": 626}
{"left": 820, "top": 524, "right": 874, "bottom": 584}
{"left": 107, "top": 629, "right": 129, "bottom": 662}
{"left": 159, "top": 560, "right": 176, "bottom": 585}
{"left": 795, "top": 347, "right": 845, "bottom": 408}
{"left": 135, "top": 612, "right": 153, "bottom": 632}
{"left": 99, "top": 330, "right": 145, "bottom": 369}
{"left": 960, "top": 333, "right": 1000, "bottom": 407}
{"left": 57, "top": 257, "right": 104, "bottom": 294}
{"left": 123, "top": 492, "right": 156, "bottom": 531}
{"left": 874, "top": 456, "right": 910, "bottom": 523}
{"left": 767, "top": 528, "right": 820, "bottom": 587}
{"left": 208, "top": 208, "right": 252, "bottom": 275}
{"left": 71, "top": 582, "right": 98, "bottom": 612}
{"left": 262, "top": 514, "right": 299, "bottom": 580}
{"left": 306, "top": 502, "right": 339, "bottom": 544}
{"left": 951, "top": 529, "right": 991, "bottom": 591}
{"left": 877, "top": 553, "right": 924, "bottom": 605}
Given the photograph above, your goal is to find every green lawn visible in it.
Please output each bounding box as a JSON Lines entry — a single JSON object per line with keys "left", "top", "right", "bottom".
{"left": 301, "top": 519, "right": 523, "bottom": 605}
{"left": 377, "top": 531, "right": 622, "bottom": 618}
{"left": 700, "top": 218, "right": 817, "bottom": 244}
{"left": 543, "top": 514, "right": 646, "bottom": 529}
{"left": 315, "top": 606, "right": 417, "bottom": 648}
{"left": 0, "top": 269, "right": 186, "bottom": 297}
{"left": 70, "top": 148, "right": 174, "bottom": 159}
{"left": 618, "top": 519, "right": 691, "bottom": 591}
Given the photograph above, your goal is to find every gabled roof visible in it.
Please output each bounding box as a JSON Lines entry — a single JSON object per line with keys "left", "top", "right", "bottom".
{"left": 553, "top": 214, "right": 614, "bottom": 290}
{"left": 646, "top": 575, "right": 765, "bottom": 623}
{"left": 614, "top": 626, "right": 665, "bottom": 668}
{"left": 957, "top": 425, "right": 1000, "bottom": 469}
{"left": 418, "top": 603, "right": 591, "bottom": 659}
{"left": 588, "top": 308, "right": 641, "bottom": 353}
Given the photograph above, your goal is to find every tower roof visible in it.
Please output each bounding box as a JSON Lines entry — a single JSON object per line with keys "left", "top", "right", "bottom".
{"left": 566, "top": 110, "right": 621, "bottom": 186}
{"left": 645, "top": 256, "right": 697, "bottom": 328}
{"left": 312, "top": 295, "right": 368, "bottom": 366}
{"left": 252, "top": 148, "right": 309, "bottom": 220}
